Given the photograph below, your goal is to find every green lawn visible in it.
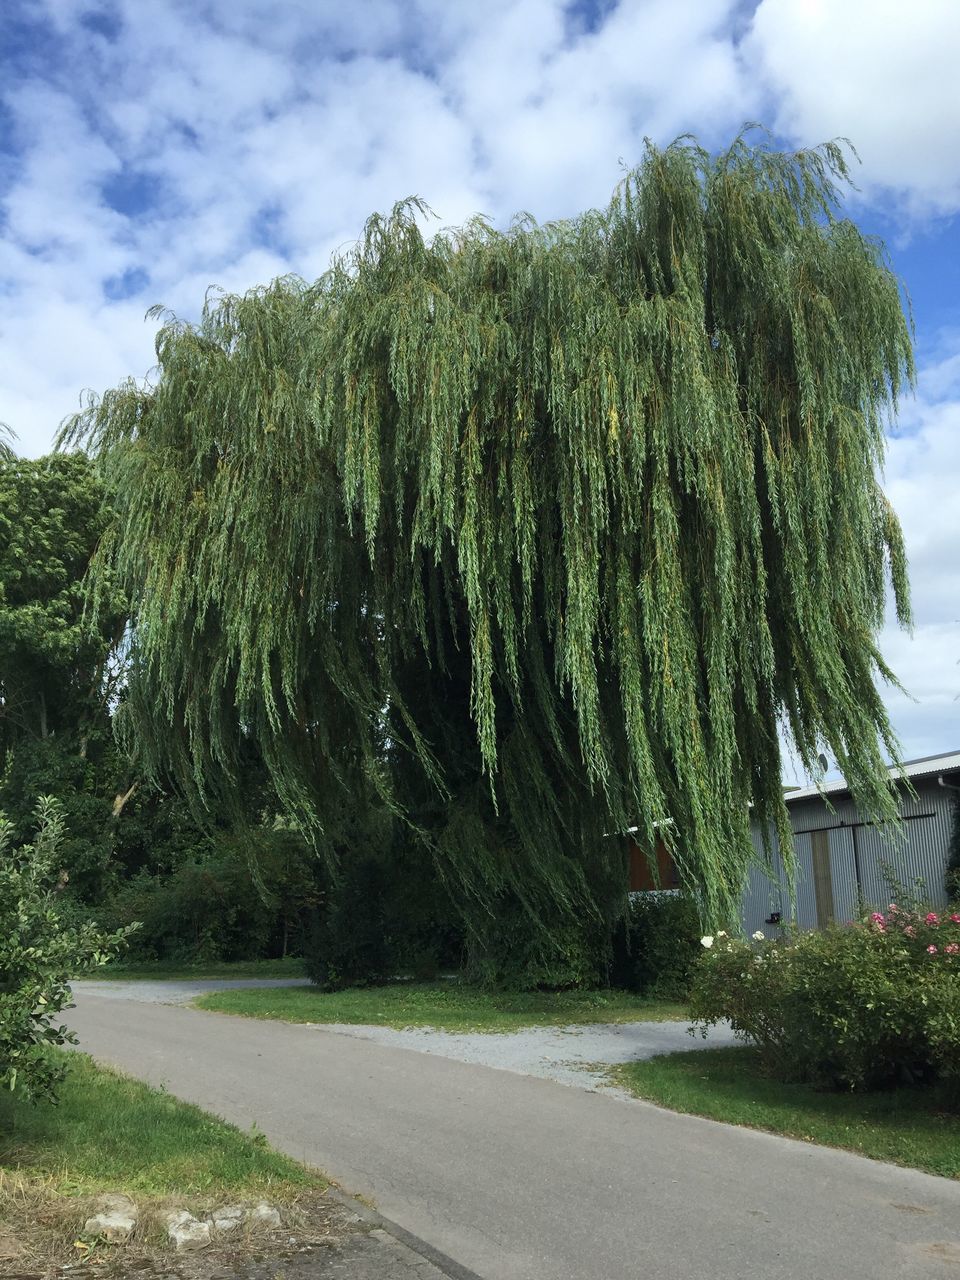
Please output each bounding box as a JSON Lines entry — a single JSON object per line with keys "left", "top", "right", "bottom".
{"left": 85, "top": 956, "right": 306, "bottom": 981}
{"left": 0, "top": 1052, "right": 317, "bottom": 1198}
{"left": 0, "top": 1052, "right": 328, "bottom": 1273}
{"left": 194, "top": 980, "right": 688, "bottom": 1031}
{"left": 614, "top": 1046, "right": 960, "bottom": 1179}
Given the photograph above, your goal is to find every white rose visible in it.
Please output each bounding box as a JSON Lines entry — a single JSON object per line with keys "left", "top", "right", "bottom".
{"left": 752, "top": 930, "right": 766, "bottom": 941}
{"left": 716, "top": 931, "right": 727, "bottom": 939}
{"left": 700, "top": 936, "right": 714, "bottom": 949}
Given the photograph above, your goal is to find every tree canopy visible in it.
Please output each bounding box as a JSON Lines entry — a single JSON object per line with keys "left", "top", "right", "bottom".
{"left": 0, "top": 453, "right": 131, "bottom": 895}
{"left": 67, "top": 133, "right": 914, "bottom": 930}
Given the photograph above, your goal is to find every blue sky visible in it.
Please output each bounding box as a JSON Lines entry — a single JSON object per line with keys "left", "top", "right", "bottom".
{"left": 1, "top": 0, "right": 959, "bottom": 778}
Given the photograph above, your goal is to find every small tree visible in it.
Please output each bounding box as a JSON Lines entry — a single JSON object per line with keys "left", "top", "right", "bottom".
{"left": 0, "top": 798, "right": 134, "bottom": 1101}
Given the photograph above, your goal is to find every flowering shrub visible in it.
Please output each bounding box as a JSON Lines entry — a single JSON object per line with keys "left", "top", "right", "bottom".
{"left": 690, "top": 906, "right": 960, "bottom": 1094}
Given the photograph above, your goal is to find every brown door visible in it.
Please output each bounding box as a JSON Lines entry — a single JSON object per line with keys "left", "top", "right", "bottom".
{"left": 811, "top": 830, "right": 835, "bottom": 927}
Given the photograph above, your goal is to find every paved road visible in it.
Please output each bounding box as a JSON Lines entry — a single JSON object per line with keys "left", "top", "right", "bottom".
{"left": 65, "top": 990, "right": 960, "bottom": 1280}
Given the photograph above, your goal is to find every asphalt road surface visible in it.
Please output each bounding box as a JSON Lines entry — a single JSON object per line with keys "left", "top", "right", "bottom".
{"left": 65, "top": 987, "right": 960, "bottom": 1280}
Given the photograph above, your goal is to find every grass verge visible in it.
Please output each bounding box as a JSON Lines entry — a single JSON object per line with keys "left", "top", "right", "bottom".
{"left": 194, "top": 980, "right": 688, "bottom": 1031}
{"left": 85, "top": 956, "right": 306, "bottom": 981}
{"left": 0, "top": 1051, "right": 331, "bottom": 1274}
{"left": 613, "top": 1046, "right": 960, "bottom": 1179}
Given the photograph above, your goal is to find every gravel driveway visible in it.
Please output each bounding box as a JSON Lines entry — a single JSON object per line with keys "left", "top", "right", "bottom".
{"left": 71, "top": 977, "right": 735, "bottom": 1091}
{"left": 70, "top": 977, "right": 312, "bottom": 1004}
{"left": 305, "top": 1018, "right": 737, "bottom": 1092}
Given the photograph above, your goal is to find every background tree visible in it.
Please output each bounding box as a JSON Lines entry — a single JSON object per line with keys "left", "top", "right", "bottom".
{"left": 0, "top": 453, "right": 130, "bottom": 897}
{"left": 67, "top": 132, "right": 914, "bottom": 945}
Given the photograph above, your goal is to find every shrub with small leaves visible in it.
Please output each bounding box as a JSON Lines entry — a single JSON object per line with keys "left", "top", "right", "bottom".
{"left": 609, "top": 892, "right": 703, "bottom": 998}
{"left": 0, "top": 798, "right": 136, "bottom": 1101}
{"left": 690, "top": 906, "right": 960, "bottom": 1093}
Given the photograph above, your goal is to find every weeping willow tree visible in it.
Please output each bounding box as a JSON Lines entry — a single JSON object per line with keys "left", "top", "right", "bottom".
{"left": 65, "top": 132, "right": 913, "bottom": 941}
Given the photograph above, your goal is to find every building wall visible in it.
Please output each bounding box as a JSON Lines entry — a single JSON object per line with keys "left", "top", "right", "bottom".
{"left": 744, "top": 778, "right": 957, "bottom": 937}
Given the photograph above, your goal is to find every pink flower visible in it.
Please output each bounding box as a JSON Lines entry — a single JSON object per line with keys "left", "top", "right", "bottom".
{"left": 869, "top": 912, "right": 885, "bottom": 924}
{"left": 945, "top": 944, "right": 960, "bottom": 955}
{"left": 927, "top": 944, "right": 938, "bottom": 954}
{"left": 904, "top": 925, "right": 916, "bottom": 937}
{"left": 925, "top": 912, "right": 940, "bottom": 925}
{"left": 951, "top": 914, "right": 960, "bottom": 924}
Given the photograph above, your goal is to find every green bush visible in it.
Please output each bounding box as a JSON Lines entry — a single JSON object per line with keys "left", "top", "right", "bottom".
{"left": 0, "top": 799, "right": 134, "bottom": 1101}
{"left": 304, "top": 856, "right": 391, "bottom": 990}
{"left": 461, "top": 898, "right": 607, "bottom": 991}
{"left": 102, "top": 826, "right": 319, "bottom": 965}
{"left": 304, "top": 849, "right": 463, "bottom": 990}
{"left": 609, "top": 892, "right": 702, "bottom": 997}
{"left": 689, "top": 905, "right": 960, "bottom": 1093}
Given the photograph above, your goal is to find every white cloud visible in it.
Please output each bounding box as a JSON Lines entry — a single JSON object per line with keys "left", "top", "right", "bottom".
{"left": 1, "top": 0, "right": 752, "bottom": 453}
{"left": 879, "top": 344, "right": 960, "bottom": 758}
{"left": 746, "top": 0, "right": 960, "bottom": 217}
{"left": 1, "top": 0, "right": 958, "bottom": 768}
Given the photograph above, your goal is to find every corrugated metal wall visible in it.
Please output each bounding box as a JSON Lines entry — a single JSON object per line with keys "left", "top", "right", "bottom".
{"left": 744, "top": 779, "right": 956, "bottom": 937}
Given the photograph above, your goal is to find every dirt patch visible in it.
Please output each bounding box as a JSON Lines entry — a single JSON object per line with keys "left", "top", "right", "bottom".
{"left": 0, "top": 1178, "right": 356, "bottom": 1280}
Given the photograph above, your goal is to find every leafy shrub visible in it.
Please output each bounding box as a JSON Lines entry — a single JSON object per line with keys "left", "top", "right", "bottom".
{"left": 304, "top": 851, "right": 462, "bottom": 990}
{"left": 690, "top": 905, "right": 960, "bottom": 1093}
{"left": 104, "top": 827, "right": 319, "bottom": 964}
{"left": 461, "top": 898, "right": 607, "bottom": 991}
{"left": 304, "top": 856, "right": 391, "bottom": 990}
{"left": 0, "top": 798, "right": 134, "bottom": 1101}
{"left": 609, "top": 892, "right": 702, "bottom": 997}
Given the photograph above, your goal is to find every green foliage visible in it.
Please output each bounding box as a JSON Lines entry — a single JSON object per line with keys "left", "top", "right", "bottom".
{"left": 68, "top": 132, "right": 913, "bottom": 938}
{"left": 609, "top": 892, "right": 702, "bottom": 998}
{"left": 0, "top": 453, "right": 125, "bottom": 757}
{"left": 0, "top": 453, "right": 132, "bottom": 898}
{"left": 0, "top": 798, "right": 134, "bottom": 1102}
{"left": 304, "top": 856, "right": 390, "bottom": 990}
{"left": 104, "top": 824, "right": 319, "bottom": 964}
{"left": 459, "top": 892, "right": 609, "bottom": 990}
{"left": 304, "top": 847, "right": 461, "bottom": 989}
{"left": 689, "top": 906, "right": 960, "bottom": 1093}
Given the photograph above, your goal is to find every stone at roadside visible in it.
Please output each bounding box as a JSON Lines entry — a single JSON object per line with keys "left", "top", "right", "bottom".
{"left": 83, "top": 1193, "right": 138, "bottom": 1241}
{"left": 210, "top": 1203, "right": 246, "bottom": 1233}
{"left": 247, "top": 1202, "right": 282, "bottom": 1229}
{"left": 164, "top": 1209, "right": 212, "bottom": 1251}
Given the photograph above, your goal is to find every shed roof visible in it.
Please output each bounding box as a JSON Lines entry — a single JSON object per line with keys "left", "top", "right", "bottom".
{"left": 783, "top": 750, "right": 960, "bottom": 805}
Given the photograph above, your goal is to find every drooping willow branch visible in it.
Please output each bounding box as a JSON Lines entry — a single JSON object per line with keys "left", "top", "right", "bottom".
{"left": 65, "top": 131, "right": 913, "bottom": 928}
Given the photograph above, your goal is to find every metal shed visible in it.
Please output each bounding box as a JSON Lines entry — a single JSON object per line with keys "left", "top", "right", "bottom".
{"left": 743, "top": 750, "right": 960, "bottom": 938}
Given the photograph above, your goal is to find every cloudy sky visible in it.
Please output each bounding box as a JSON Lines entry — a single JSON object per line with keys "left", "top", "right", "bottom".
{"left": 2, "top": 0, "right": 959, "bottom": 777}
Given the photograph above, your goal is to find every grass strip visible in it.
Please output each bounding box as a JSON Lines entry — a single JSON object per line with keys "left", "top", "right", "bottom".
{"left": 0, "top": 1051, "right": 329, "bottom": 1273}
{"left": 0, "top": 1051, "right": 317, "bottom": 1198}
{"left": 194, "top": 980, "right": 688, "bottom": 1032}
{"left": 614, "top": 1045, "right": 960, "bottom": 1179}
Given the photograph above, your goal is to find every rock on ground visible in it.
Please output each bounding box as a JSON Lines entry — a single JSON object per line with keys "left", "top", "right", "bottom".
{"left": 165, "top": 1209, "right": 212, "bottom": 1251}
{"left": 209, "top": 1203, "right": 246, "bottom": 1233}
{"left": 247, "top": 1202, "right": 282, "bottom": 1228}
{"left": 83, "top": 1192, "right": 138, "bottom": 1241}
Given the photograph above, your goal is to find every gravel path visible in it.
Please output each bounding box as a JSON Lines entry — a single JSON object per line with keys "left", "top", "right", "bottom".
{"left": 70, "top": 977, "right": 312, "bottom": 1004}
{"left": 305, "top": 1019, "right": 738, "bottom": 1092}
{"left": 71, "top": 978, "right": 736, "bottom": 1090}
